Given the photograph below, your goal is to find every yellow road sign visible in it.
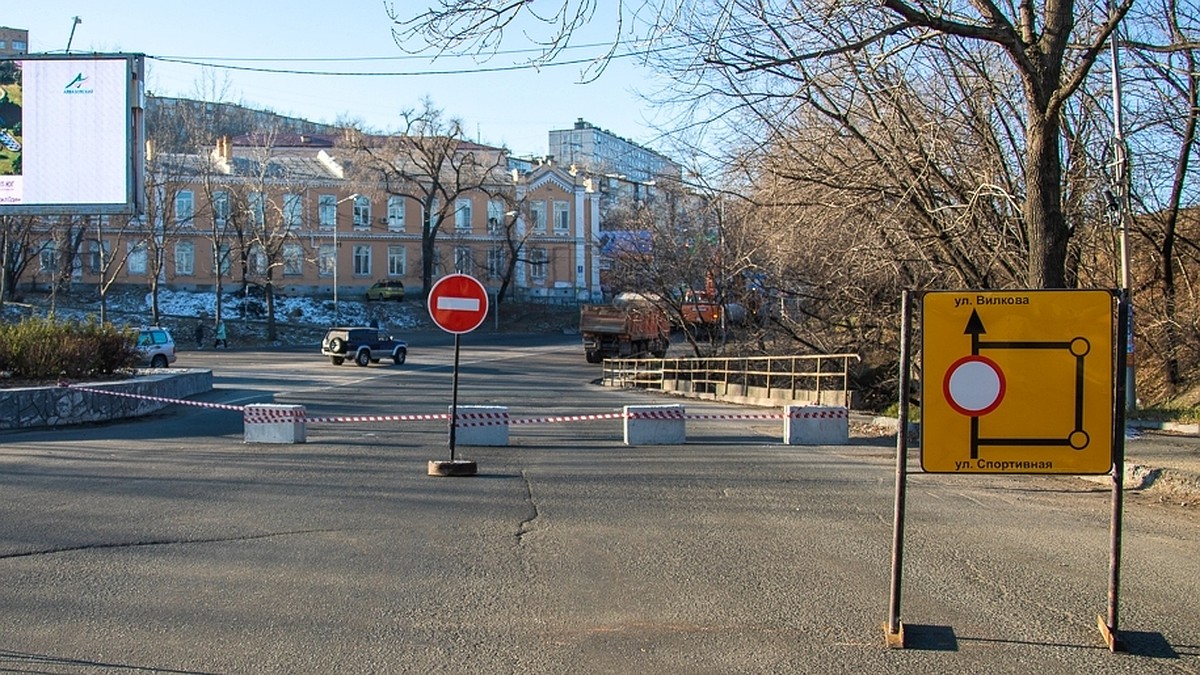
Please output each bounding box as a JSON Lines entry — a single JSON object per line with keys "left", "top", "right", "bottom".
{"left": 921, "top": 290, "right": 1115, "bottom": 474}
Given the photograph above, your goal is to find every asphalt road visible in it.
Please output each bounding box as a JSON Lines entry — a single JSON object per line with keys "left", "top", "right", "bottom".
{"left": 0, "top": 333, "right": 1197, "bottom": 673}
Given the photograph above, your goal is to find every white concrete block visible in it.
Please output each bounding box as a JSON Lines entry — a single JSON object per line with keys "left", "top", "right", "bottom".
{"left": 784, "top": 405, "right": 849, "bottom": 445}
{"left": 244, "top": 404, "right": 307, "bottom": 444}
{"left": 452, "top": 405, "right": 509, "bottom": 446}
{"left": 624, "top": 404, "right": 686, "bottom": 445}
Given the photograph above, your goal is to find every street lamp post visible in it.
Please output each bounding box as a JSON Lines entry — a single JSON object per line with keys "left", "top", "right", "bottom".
{"left": 333, "top": 193, "right": 360, "bottom": 325}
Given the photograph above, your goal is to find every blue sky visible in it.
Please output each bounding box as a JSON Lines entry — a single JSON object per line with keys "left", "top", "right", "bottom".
{"left": 5, "top": 1, "right": 669, "bottom": 158}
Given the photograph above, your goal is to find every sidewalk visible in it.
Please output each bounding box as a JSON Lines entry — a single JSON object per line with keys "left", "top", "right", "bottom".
{"left": 1123, "top": 426, "right": 1200, "bottom": 498}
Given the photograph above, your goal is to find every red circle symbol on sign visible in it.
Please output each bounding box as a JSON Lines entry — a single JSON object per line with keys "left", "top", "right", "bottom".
{"left": 427, "top": 274, "right": 489, "bottom": 334}
{"left": 942, "top": 354, "right": 1006, "bottom": 417}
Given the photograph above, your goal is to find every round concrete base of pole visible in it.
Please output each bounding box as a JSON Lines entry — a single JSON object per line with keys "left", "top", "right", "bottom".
{"left": 427, "top": 459, "right": 478, "bottom": 477}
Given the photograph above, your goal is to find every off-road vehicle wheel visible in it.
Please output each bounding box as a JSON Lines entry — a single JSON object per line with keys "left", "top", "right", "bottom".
{"left": 355, "top": 350, "right": 371, "bottom": 367}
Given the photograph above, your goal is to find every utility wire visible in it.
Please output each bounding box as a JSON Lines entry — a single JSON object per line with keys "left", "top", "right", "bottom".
{"left": 156, "top": 39, "right": 635, "bottom": 63}
{"left": 150, "top": 42, "right": 678, "bottom": 77}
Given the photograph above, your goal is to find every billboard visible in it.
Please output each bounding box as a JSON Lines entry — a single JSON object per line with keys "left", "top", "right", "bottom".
{"left": 0, "top": 53, "right": 145, "bottom": 215}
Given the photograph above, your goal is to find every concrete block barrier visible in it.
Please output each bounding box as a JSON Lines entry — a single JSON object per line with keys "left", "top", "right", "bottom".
{"left": 784, "top": 405, "right": 849, "bottom": 445}
{"left": 452, "top": 405, "right": 510, "bottom": 446}
{"left": 244, "top": 404, "right": 307, "bottom": 444}
{"left": 624, "top": 404, "right": 686, "bottom": 445}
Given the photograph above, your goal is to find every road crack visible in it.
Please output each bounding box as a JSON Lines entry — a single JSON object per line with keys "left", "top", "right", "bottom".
{"left": 0, "top": 527, "right": 355, "bottom": 559}
{"left": 516, "top": 469, "right": 539, "bottom": 543}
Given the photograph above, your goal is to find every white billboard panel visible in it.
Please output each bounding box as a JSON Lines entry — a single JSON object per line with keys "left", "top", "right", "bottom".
{"left": 0, "top": 53, "right": 145, "bottom": 215}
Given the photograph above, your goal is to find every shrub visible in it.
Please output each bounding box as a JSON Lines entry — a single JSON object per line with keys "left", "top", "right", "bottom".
{"left": 0, "top": 316, "right": 139, "bottom": 381}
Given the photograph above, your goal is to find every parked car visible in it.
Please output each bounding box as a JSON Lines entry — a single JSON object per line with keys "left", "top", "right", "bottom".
{"left": 134, "top": 327, "right": 177, "bottom": 368}
{"left": 321, "top": 327, "right": 408, "bottom": 367}
{"left": 365, "top": 279, "right": 406, "bottom": 301}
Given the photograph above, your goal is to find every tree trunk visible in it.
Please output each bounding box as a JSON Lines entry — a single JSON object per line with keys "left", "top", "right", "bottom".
{"left": 1024, "top": 112, "right": 1070, "bottom": 288}
{"left": 421, "top": 229, "right": 436, "bottom": 299}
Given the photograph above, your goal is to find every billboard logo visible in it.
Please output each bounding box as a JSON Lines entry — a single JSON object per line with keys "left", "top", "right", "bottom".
{"left": 64, "top": 73, "right": 93, "bottom": 94}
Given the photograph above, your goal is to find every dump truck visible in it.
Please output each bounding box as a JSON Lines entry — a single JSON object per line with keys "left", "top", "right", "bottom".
{"left": 580, "top": 294, "right": 670, "bottom": 364}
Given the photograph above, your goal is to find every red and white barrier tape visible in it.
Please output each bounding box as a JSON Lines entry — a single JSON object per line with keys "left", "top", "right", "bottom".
{"left": 64, "top": 384, "right": 244, "bottom": 412}
{"left": 509, "top": 412, "right": 626, "bottom": 426}
{"left": 787, "top": 408, "right": 849, "bottom": 419}
{"left": 304, "top": 413, "right": 451, "bottom": 424}
{"left": 685, "top": 412, "right": 784, "bottom": 421}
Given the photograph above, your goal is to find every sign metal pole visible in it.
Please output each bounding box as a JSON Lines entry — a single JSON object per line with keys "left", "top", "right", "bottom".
{"left": 449, "top": 333, "right": 461, "bottom": 462}
{"left": 885, "top": 290, "right": 913, "bottom": 648}
{"left": 1099, "top": 289, "right": 1129, "bottom": 651}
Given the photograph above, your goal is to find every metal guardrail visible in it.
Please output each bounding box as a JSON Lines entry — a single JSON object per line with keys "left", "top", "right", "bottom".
{"left": 601, "top": 353, "right": 860, "bottom": 407}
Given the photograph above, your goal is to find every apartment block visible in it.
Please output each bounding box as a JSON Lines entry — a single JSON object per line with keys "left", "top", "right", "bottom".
{"left": 548, "top": 118, "right": 681, "bottom": 184}
{"left": 0, "top": 27, "right": 29, "bottom": 56}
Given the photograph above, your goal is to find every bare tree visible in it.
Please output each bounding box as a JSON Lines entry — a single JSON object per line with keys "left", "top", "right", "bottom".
{"left": 341, "top": 99, "right": 509, "bottom": 298}
{"left": 84, "top": 214, "right": 140, "bottom": 323}
{"left": 391, "top": 0, "right": 1130, "bottom": 290}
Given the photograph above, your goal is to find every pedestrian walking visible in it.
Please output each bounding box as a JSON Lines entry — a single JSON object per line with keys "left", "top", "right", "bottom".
{"left": 194, "top": 321, "right": 206, "bottom": 349}
{"left": 214, "top": 320, "right": 228, "bottom": 349}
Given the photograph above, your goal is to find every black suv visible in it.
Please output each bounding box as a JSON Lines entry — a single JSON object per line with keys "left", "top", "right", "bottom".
{"left": 321, "top": 327, "right": 408, "bottom": 367}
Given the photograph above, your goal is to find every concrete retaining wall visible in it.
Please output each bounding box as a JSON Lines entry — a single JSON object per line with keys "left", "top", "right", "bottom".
{"left": 0, "top": 369, "right": 213, "bottom": 431}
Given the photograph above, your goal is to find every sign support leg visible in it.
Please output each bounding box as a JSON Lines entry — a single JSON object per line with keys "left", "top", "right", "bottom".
{"left": 449, "top": 333, "right": 461, "bottom": 462}
{"left": 1099, "top": 289, "right": 1129, "bottom": 652}
{"left": 885, "top": 290, "right": 913, "bottom": 648}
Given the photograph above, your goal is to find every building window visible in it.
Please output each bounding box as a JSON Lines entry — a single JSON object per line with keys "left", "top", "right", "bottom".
{"left": 217, "top": 244, "right": 232, "bottom": 277}
{"left": 530, "top": 202, "right": 546, "bottom": 233}
{"left": 248, "top": 244, "right": 267, "bottom": 276}
{"left": 87, "top": 240, "right": 109, "bottom": 274}
{"left": 530, "top": 248, "right": 547, "bottom": 281}
{"left": 283, "top": 243, "right": 303, "bottom": 276}
{"left": 318, "top": 244, "right": 334, "bottom": 277}
{"left": 387, "top": 196, "right": 406, "bottom": 232}
{"left": 487, "top": 246, "right": 505, "bottom": 279}
{"left": 426, "top": 198, "right": 439, "bottom": 229}
{"left": 318, "top": 194, "right": 336, "bottom": 229}
{"left": 248, "top": 192, "right": 266, "bottom": 227}
{"left": 213, "top": 190, "right": 230, "bottom": 226}
{"left": 353, "top": 196, "right": 371, "bottom": 230}
{"left": 39, "top": 241, "right": 56, "bottom": 273}
{"left": 455, "top": 198, "right": 473, "bottom": 230}
{"left": 487, "top": 200, "right": 505, "bottom": 234}
{"left": 175, "top": 190, "right": 194, "bottom": 227}
{"left": 387, "top": 245, "right": 406, "bottom": 276}
{"left": 353, "top": 245, "right": 371, "bottom": 276}
{"left": 283, "top": 193, "right": 302, "bottom": 229}
{"left": 175, "top": 241, "right": 194, "bottom": 276}
{"left": 128, "top": 242, "right": 147, "bottom": 276}
{"left": 454, "top": 247, "right": 473, "bottom": 275}
{"left": 553, "top": 200, "right": 569, "bottom": 234}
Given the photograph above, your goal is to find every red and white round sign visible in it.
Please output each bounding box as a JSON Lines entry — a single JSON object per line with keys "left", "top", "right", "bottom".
{"left": 942, "top": 354, "right": 1006, "bottom": 416}
{"left": 427, "top": 273, "right": 489, "bottom": 334}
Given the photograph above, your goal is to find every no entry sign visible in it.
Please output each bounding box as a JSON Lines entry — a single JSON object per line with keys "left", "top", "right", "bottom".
{"left": 427, "top": 273, "right": 489, "bottom": 334}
